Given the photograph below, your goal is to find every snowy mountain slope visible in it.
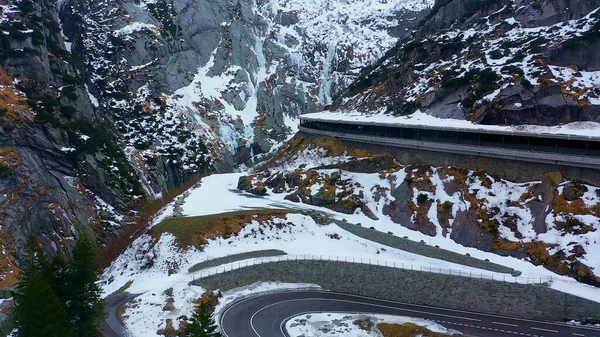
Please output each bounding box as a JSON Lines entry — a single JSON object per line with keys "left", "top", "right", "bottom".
{"left": 102, "top": 164, "right": 600, "bottom": 336}
{"left": 59, "top": 0, "right": 432, "bottom": 195}
{"left": 335, "top": 0, "right": 600, "bottom": 126}
{"left": 238, "top": 134, "right": 600, "bottom": 286}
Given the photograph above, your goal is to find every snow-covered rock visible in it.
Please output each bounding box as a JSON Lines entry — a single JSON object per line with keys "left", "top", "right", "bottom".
{"left": 336, "top": 0, "right": 600, "bottom": 126}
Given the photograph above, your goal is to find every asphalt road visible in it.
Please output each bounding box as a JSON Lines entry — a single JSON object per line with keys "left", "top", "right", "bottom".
{"left": 221, "top": 290, "right": 600, "bottom": 337}
{"left": 102, "top": 292, "right": 137, "bottom": 337}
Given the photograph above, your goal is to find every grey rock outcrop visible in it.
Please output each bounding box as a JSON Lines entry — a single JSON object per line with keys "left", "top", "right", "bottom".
{"left": 0, "top": 0, "right": 139, "bottom": 264}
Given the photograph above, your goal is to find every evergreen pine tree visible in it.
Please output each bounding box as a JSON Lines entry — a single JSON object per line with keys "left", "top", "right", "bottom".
{"left": 47, "top": 253, "right": 71, "bottom": 304}
{"left": 183, "top": 302, "right": 222, "bottom": 337}
{"left": 68, "top": 232, "right": 105, "bottom": 337}
{"left": 13, "top": 237, "right": 74, "bottom": 337}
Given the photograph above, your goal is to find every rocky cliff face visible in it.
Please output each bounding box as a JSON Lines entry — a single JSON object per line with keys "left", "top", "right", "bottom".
{"left": 57, "top": 0, "right": 431, "bottom": 194}
{"left": 336, "top": 0, "right": 600, "bottom": 126}
{"left": 0, "top": 0, "right": 146, "bottom": 284}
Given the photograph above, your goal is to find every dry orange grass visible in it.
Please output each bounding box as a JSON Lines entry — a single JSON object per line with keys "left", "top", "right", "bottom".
{"left": 257, "top": 134, "right": 375, "bottom": 170}
{"left": 99, "top": 175, "right": 204, "bottom": 268}
{"left": 0, "top": 146, "right": 21, "bottom": 170}
{"left": 553, "top": 192, "right": 595, "bottom": 216}
{"left": 151, "top": 209, "right": 294, "bottom": 248}
{"left": 0, "top": 228, "right": 19, "bottom": 287}
{"left": 377, "top": 323, "right": 461, "bottom": 337}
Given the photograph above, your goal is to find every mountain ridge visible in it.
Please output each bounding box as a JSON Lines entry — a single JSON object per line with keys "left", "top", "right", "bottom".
{"left": 335, "top": 0, "right": 600, "bottom": 127}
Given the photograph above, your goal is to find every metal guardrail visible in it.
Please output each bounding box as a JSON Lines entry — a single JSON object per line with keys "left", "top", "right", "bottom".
{"left": 195, "top": 254, "right": 552, "bottom": 285}
{"left": 298, "top": 116, "right": 600, "bottom": 142}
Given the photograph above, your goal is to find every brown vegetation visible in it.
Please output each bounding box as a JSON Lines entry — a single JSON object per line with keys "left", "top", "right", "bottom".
{"left": 99, "top": 175, "right": 204, "bottom": 268}
{"left": 0, "top": 146, "right": 21, "bottom": 171}
{"left": 151, "top": 209, "right": 293, "bottom": 249}
{"left": 553, "top": 192, "right": 595, "bottom": 216}
{"left": 377, "top": 322, "right": 460, "bottom": 337}
{"left": 0, "top": 228, "right": 19, "bottom": 287}
{"left": 446, "top": 167, "right": 500, "bottom": 235}
{"left": 257, "top": 134, "right": 373, "bottom": 170}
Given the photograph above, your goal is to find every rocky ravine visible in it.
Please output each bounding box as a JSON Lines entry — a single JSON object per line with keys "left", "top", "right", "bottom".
{"left": 239, "top": 135, "right": 600, "bottom": 286}
{"left": 0, "top": 0, "right": 432, "bottom": 283}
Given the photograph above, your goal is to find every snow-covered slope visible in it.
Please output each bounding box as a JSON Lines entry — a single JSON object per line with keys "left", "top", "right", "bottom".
{"left": 286, "top": 313, "right": 460, "bottom": 337}
{"left": 238, "top": 134, "right": 600, "bottom": 286}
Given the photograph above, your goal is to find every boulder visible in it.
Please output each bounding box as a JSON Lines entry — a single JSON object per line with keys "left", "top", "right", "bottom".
{"left": 265, "top": 173, "right": 285, "bottom": 192}
{"left": 329, "top": 171, "right": 342, "bottom": 183}
{"left": 237, "top": 176, "right": 254, "bottom": 191}
{"left": 546, "top": 171, "right": 563, "bottom": 187}
{"left": 162, "top": 298, "right": 176, "bottom": 311}
{"left": 249, "top": 186, "right": 268, "bottom": 196}
{"left": 311, "top": 185, "right": 336, "bottom": 206}
{"left": 285, "top": 172, "right": 302, "bottom": 187}
{"left": 563, "top": 183, "right": 579, "bottom": 201}
{"left": 284, "top": 193, "right": 300, "bottom": 203}
{"left": 382, "top": 180, "right": 413, "bottom": 227}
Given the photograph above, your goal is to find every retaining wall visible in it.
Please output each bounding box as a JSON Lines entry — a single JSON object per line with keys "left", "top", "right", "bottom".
{"left": 194, "top": 260, "right": 600, "bottom": 322}
{"left": 188, "top": 250, "right": 286, "bottom": 272}
{"left": 333, "top": 220, "right": 517, "bottom": 274}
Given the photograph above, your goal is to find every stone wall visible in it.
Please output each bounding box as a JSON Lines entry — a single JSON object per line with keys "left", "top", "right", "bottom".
{"left": 194, "top": 260, "right": 600, "bottom": 322}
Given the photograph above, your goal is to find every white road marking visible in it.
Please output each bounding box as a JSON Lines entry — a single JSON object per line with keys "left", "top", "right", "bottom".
{"left": 494, "top": 321, "right": 519, "bottom": 327}
{"left": 221, "top": 291, "right": 599, "bottom": 337}
{"left": 531, "top": 326, "right": 558, "bottom": 333}
{"left": 250, "top": 297, "right": 483, "bottom": 336}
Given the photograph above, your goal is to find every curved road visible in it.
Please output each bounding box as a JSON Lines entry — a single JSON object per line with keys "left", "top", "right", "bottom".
{"left": 102, "top": 293, "right": 137, "bottom": 337}
{"left": 221, "top": 290, "right": 600, "bottom": 337}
